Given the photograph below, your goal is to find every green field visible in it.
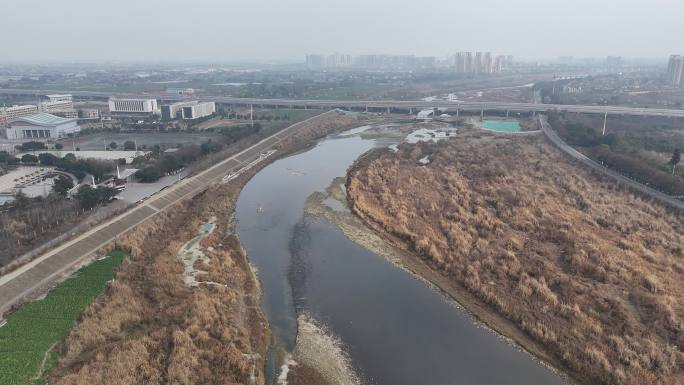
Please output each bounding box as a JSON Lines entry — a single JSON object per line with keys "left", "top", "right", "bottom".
{"left": 0, "top": 251, "right": 127, "bottom": 385}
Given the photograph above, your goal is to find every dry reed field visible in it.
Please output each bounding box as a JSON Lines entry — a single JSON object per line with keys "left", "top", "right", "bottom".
{"left": 347, "top": 130, "right": 683, "bottom": 385}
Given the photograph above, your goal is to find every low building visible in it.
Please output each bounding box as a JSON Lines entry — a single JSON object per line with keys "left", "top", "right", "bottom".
{"left": 0, "top": 104, "right": 39, "bottom": 127}
{"left": 416, "top": 109, "right": 435, "bottom": 120}
{"left": 5, "top": 113, "right": 80, "bottom": 140}
{"left": 39, "top": 94, "right": 74, "bottom": 113}
{"left": 161, "top": 101, "right": 193, "bottom": 120}
{"left": 162, "top": 101, "right": 215, "bottom": 120}
{"left": 181, "top": 101, "right": 215, "bottom": 120}
{"left": 166, "top": 88, "right": 195, "bottom": 96}
{"left": 79, "top": 109, "right": 100, "bottom": 120}
{"left": 108, "top": 98, "right": 159, "bottom": 116}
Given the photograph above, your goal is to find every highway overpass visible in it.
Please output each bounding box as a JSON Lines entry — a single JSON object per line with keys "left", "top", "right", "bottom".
{"left": 2, "top": 88, "right": 684, "bottom": 118}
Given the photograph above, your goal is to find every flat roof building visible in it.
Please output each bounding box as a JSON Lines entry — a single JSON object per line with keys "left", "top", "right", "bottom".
{"left": 5, "top": 113, "right": 80, "bottom": 140}
{"left": 182, "top": 101, "right": 215, "bottom": 120}
{"left": 108, "top": 98, "right": 159, "bottom": 116}
{"left": 39, "top": 94, "right": 74, "bottom": 115}
{"left": 162, "top": 101, "right": 215, "bottom": 120}
{"left": 0, "top": 104, "right": 39, "bottom": 127}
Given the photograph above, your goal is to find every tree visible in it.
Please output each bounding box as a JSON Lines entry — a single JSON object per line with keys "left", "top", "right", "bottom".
{"left": 123, "top": 141, "right": 136, "bottom": 150}
{"left": 669, "top": 148, "right": 681, "bottom": 175}
{"left": 38, "top": 153, "right": 59, "bottom": 166}
{"left": 75, "top": 185, "right": 116, "bottom": 209}
{"left": 55, "top": 143, "right": 64, "bottom": 150}
{"left": 21, "top": 154, "right": 39, "bottom": 164}
{"left": 76, "top": 185, "right": 100, "bottom": 209}
{"left": 0, "top": 151, "right": 17, "bottom": 164}
{"left": 109, "top": 141, "right": 118, "bottom": 149}
{"left": 135, "top": 166, "right": 163, "bottom": 182}
{"left": 52, "top": 175, "right": 74, "bottom": 196}
{"left": 19, "top": 141, "right": 47, "bottom": 151}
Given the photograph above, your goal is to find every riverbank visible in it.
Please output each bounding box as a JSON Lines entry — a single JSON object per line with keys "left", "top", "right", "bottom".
{"left": 17, "top": 111, "right": 371, "bottom": 385}
{"left": 303, "top": 175, "right": 570, "bottom": 382}
{"left": 345, "top": 130, "right": 683, "bottom": 385}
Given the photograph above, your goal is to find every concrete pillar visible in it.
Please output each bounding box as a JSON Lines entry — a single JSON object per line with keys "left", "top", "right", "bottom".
{"left": 456, "top": 105, "right": 460, "bottom": 117}
{"left": 365, "top": 105, "right": 368, "bottom": 113}
{"left": 506, "top": 110, "right": 510, "bottom": 118}
{"left": 387, "top": 106, "right": 391, "bottom": 114}
{"left": 480, "top": 106, "right": 484, "bottom": 120}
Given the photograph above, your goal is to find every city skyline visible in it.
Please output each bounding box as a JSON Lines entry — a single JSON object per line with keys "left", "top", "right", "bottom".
{"left": 1, "top": 0, "right": 682, "bottom": 63}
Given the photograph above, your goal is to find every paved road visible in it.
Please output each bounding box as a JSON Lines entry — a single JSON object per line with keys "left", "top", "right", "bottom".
{"left": 0, "top": 110, "right": 339, "bottom": 316}
{"left": 2, "top": 88, "right": 684, "bottom": 118}
{"left": 539, "top": 116, "right": 684, "bottom": 212}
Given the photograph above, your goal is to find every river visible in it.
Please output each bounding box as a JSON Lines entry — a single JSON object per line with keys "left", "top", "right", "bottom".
{"left": 235, "top": 127, "right": 567, "bottom": 385}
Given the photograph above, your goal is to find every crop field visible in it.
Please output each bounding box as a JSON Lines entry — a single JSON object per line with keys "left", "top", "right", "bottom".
{"left": 0, "top": 250, "right": 127, "bottom": 385}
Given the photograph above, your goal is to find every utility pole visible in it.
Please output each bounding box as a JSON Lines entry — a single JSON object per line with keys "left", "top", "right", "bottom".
{"left": 602, "top": 112, "right": 608, "bottom": 136}
{"left": 250, "top": 104, "right": 254, "bottom": 128}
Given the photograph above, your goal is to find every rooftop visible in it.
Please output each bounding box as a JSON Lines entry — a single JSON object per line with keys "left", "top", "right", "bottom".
{"left": 10, "top": 113, "right": 77, "bottom": 126}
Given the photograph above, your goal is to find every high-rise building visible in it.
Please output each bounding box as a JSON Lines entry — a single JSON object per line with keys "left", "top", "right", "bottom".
{"left": 464, "top": 52, "right": 473, "bottom": 73}
{"left": 325, "top": 53, "right": 352, "bottom": 68}
{"left": 455, "top": 52, "right": 506, "bottom": 74}
{"left": 667, "top": 55, "right": 684, "bottom": 87}
{"left": 483, "top": 52, "right": 493, "bottom": 73}
{"left": 474, "top": 52, "right": 483, "bottom": 74}
{"left": 305, "top": 54, "right": 325, "bottom": 69}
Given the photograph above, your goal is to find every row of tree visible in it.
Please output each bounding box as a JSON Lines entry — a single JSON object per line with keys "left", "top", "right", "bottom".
{"left": 549, "top": 111, "right": 682, "bottom": 196}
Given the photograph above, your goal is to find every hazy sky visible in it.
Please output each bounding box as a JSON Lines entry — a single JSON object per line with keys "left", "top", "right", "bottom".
{"left": 2, "top": 0, "right": 682, "bottom": 62}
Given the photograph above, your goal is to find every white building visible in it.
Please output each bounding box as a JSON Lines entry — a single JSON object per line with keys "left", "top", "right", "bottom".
{"left": 108, "top": 98, "right": 159, "bottom": 116}
{"left": 161, "top": 101, "right": 193, "bottom": 120}
{"left": 5, "top": 113, "right": 80, "bottom": 140}
{"left": 39, "top": 94, "right": 74, "bottom": 113}
{"left": 163, "top": 101, "right": 216, "bottom": 120}
{"left": 0, "top": 104, "right": 39, "bottom": 127}
{"left": 181, "top": 101, "right": 215, "bottom": 120}
{"left": 166, "top": 88, "right": 195, "bottom": 96}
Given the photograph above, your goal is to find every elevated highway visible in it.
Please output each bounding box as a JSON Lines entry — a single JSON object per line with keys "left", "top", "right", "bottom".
{"left": 2, "top": 88, "right": 684, "bottom": 118}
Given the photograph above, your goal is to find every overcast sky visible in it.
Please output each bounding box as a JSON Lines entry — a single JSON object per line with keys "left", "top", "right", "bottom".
{"left": 2, "top": 0, "right": 682, "bottom": 63}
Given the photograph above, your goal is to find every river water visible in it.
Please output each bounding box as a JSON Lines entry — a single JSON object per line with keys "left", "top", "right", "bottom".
{"left": 235, "top": 128, "right": 566, "bottom": 385}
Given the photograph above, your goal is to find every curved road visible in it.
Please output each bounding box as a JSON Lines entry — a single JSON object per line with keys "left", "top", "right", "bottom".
{"left": 539, "top": 116, "right": 684, "bottom": 212}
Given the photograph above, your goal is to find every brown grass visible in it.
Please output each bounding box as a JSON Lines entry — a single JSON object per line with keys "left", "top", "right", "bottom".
{"left": 46, "top": 110, "right": 368, "bottom": 385}
{"left": 347, "top": 130, "right": 684, "bottom": 385}
{"left": 50, "top": 180, "right": 269, "bottom": 385}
